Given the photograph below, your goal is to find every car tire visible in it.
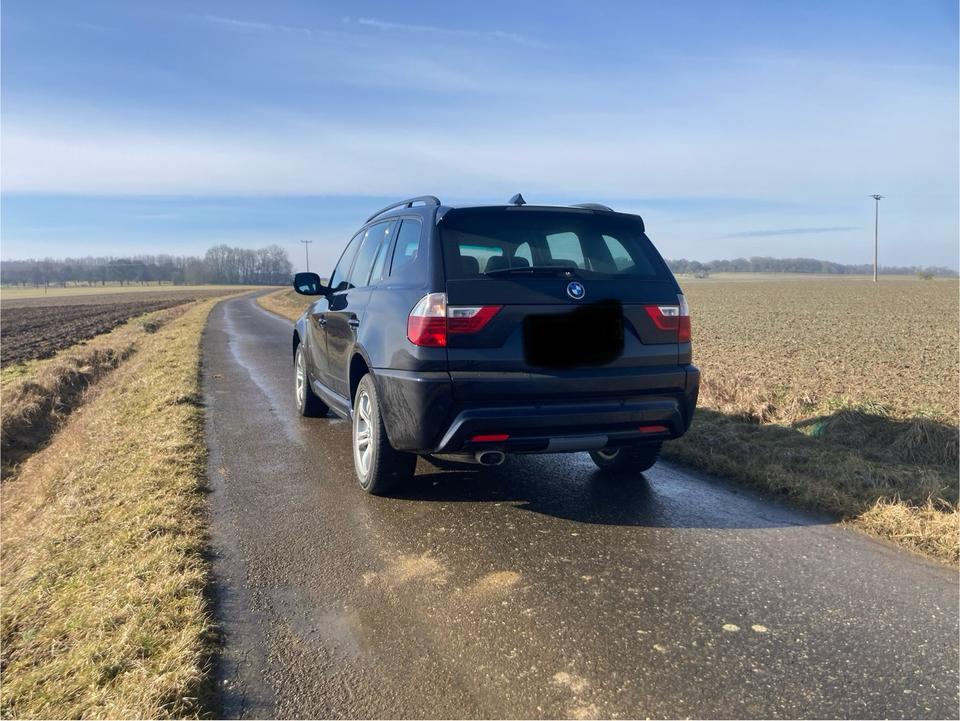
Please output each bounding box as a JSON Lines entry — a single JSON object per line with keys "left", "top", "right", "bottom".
{"left": 295, "top": 344, "right": 328, "bottom": 417}
{"left": 589, "top": 442, "right": 662, "bottom": 473}
{"left": 353, "top": 373, "right": 417, "bottom": 494}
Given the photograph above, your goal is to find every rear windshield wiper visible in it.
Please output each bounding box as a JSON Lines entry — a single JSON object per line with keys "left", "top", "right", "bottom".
{"left": 484, "top": 265, "right": 576, "bottom": 277}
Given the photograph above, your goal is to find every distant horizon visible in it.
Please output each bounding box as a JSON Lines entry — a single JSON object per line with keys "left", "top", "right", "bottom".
{"left": 2, "top": 1, "right": 957, "bottom": 270}
{"left": 1, "top": 248, "right": 956, "bottom": 277}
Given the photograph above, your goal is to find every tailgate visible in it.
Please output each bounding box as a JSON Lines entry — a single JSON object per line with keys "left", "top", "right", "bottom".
{"left": 445, "top": 276, "right": 684, "bottom": 400}
{"left": 439, "top": 206, "right": 686, "bottom": 401}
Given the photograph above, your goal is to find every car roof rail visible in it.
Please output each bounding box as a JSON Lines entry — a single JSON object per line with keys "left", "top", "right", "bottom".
{"left": 365, "top": 196, "right": 441, "bottom": 223}
{"left": 571, "top": 202, "right": 614, "bottom": 212}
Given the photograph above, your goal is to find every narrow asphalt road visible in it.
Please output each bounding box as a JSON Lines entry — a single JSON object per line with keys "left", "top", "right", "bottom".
{"left": 202, "top": 292, "right": 958, "bottom": 719}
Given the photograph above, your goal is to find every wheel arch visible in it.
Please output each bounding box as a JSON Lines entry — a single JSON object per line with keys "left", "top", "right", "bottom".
{"left": 293, "top": 315, "right": 309, "bottom": 358}
{"left": 349, "top": 349, "right": 372, "bottom": 404}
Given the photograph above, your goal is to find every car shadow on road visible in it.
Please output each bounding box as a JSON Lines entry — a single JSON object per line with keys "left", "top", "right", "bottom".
{"left": 381, "top": 455, "right": 828, "bottom": 530}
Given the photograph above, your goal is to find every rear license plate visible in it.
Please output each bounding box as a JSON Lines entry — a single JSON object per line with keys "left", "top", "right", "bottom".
{"left": 523, "top": 300, "right": 624, "bottom": 369}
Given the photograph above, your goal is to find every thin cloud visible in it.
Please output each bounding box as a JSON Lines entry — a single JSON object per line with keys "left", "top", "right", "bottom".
{"left": 352, "top": 17, "right": 546, "bottom": 48}
{"left": 201, "top": 14, "right": 545, "bottom": 47}
{"left": 0, "top": 112, "right": 947, "bottom": 205}
{"left": 203, "top": 14, "right": 312, "bottom": 35}
{"left": 721, "top": 226, "right": 861, "bottom": 238}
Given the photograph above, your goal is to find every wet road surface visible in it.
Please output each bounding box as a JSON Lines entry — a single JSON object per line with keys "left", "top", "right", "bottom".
{"left": 203, "top": 293, "right": 958, "bottom": 719}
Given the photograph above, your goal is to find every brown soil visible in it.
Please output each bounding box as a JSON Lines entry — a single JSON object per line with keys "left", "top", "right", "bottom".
{"left": 0, "top": 295, "right": 229, "bottom": 367}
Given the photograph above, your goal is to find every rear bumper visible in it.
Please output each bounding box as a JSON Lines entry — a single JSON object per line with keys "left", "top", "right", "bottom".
{"left": 434, "top": 396, "right": 687, "bottom": 454}
{"left": 374, "top": 365, "right": 700, "bottom": 454}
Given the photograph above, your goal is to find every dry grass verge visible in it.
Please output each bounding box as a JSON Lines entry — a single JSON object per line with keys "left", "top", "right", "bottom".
{"left": 857, "top": 498, "right": 958, "bottom": 565}
{"left": 1, "top": 298, "right": 221, "bottom": 718}
{"left": 1, "top": 306, "right": 189, "bottom": 479}
{"left": 663, "top": 410, "right": 959, "bottom": 564}
{"left": 256, "top": 287, "right": 310, "bottom": 321}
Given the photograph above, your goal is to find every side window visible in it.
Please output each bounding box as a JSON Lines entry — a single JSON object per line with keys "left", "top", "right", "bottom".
{"left": 328, "top": 231, "right": 364, "bottom": 293}
{"left": 348, "top": 222, "right": 392, "bottom": 289}
{"left": 388, "top": 219, "right": 425, "bottom": 282}
{"left": 546, "top": 232, "right": 586, "bottom": 269}
{"left": 368, "top": 225, "right": 391, "bottom": 284}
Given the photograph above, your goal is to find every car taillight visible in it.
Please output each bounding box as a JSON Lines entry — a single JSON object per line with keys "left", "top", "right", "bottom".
{"left": 447, "top": 304, "right": 502, "bottom": 333}
{"left": 677, "top": 294, "right": 691, "bottom": 342}
{"left": 407, "top": 293, "right": 503, "bottom": 347}
{"left": 644, "top": 294, "right": 691, "bottom": 342}
{"left": 407, "top": 293, "right": 447, "bottom": 347}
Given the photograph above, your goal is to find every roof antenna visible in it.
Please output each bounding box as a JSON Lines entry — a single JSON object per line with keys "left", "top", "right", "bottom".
{"left": 508, "top": 193, "right": 526, "bottom": 206}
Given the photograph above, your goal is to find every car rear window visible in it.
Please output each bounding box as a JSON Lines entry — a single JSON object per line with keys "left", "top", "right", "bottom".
{"left": 440, "top": 208, "right": 669, "bottom": 280}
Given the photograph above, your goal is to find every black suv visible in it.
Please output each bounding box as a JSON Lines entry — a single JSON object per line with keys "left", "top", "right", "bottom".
{"left": 292, "top": 195, "right": 699, "bottom": 494}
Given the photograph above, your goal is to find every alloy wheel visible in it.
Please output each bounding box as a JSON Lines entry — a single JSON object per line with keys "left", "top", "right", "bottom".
{"left": 354, "top": 389, "right": 373, "bottom": 478}
{"left": 295, "top": 348, "right": 306, "bottom": 407}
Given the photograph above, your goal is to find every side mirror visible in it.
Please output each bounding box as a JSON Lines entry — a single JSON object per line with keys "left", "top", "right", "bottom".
{"left": 293, "top": 272, "right": 327, "bottom": 296}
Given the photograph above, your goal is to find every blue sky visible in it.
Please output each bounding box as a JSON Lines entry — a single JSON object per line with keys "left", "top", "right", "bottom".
{"left": 2, "top": 0, "right": 958, "bottom": 272}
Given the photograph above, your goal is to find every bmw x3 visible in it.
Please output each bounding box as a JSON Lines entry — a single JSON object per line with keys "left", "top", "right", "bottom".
{"left": 292, "top": 195, "right": 700, "bottom": 494}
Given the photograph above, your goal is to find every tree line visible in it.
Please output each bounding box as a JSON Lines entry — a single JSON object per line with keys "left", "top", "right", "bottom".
{"left": 0, "top": 245, "right": 293, "bottom": 287}
{"left": 2, "top": 249, "right": 954, "bottom": 287}
{"left": 666, "top": 256, "right": 957, "bottom": 277}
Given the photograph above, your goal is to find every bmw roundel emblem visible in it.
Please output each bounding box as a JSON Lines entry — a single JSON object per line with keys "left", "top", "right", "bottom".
{"left": 566, "top": 281, "right": 586, "bottom": 300}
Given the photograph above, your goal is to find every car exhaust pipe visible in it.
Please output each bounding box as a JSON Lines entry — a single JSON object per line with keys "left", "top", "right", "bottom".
{"left": 474, "top": 450, "right": 506, "bottom": 466}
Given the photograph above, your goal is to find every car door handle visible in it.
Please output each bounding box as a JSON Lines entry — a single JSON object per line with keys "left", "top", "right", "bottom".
{"left": 312, "top": 314, "right": 326, "bottom": 327}
{"left": 348, "top": 318, "right": 360, "bottom": 329}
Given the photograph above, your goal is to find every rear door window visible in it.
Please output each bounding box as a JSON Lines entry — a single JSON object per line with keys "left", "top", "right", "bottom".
{"left": 368, "top": 225, "right": 391, "bottom": 284}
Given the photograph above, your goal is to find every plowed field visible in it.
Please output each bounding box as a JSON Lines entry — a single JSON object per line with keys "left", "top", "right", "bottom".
{"left": 0, "top": 290, "right": 237, "bottom": 367}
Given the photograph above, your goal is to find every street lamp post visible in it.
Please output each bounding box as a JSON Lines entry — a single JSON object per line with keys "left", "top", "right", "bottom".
{"left": 870, "top": 194, "right": 884, "bottom": 283}
{"left": 300, "top": 239, "right": 313, "bottom": 272}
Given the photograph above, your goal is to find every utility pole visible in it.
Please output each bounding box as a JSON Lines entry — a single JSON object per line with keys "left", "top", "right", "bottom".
{"left": 300, "top": 239, "right": 313, "bottom": 272}
{"left": 870, "top": 194, "right": 884, "bottom": 282}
